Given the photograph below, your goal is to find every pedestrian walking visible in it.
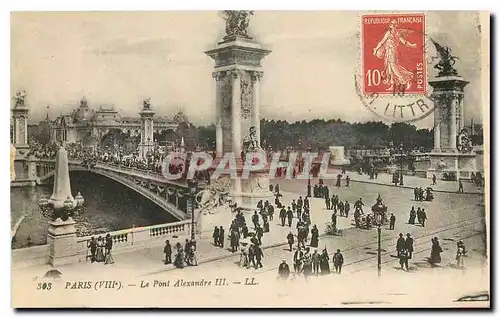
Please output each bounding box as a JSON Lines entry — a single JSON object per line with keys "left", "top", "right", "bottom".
{"left": 212, "top": 226, "right": 219, "bottom": 246}
{"left": 287, "top": 207, "right": 294, "bottom": 227}
{"left": 456, "top": 241, "right": 467, "bottom": 268}
{"left": 163, "top": 240, "right": 172, "bottom": 265}
{"left": 429, "top": 237, "right": 443, "bottom": 265}
{"left": 287, "top": 232, "right": 294, "bottom": 252}
{"left": 294, "top": 247, "right": 304, "bottom": 273}
{"left": 333, "top": 249, "right": 344, "bottom": 274}
{"left": 87, "top": 237, "right": 97, "bottom": 263}
{"left": 312, "top": 249, "right": 321, "bottom": 275}
{"left": 389, "top": 213, "right": 396, "bottom": 230}
{"left": 254, "top": 244, "right": 264, "bottom": 268}
{"left": 396, "top": 233, "right": 405, "bottom": 257}
{"left": 280, "top": 207, "right": 286, "bottom": 227}
{"left": 405, "top": 233, "right": 414, "bottom": 259}
{"left": 218, "top": 226, "right": 225, "bottom": 248}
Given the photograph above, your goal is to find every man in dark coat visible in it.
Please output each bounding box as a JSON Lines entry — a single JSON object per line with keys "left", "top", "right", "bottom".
{"left": 304, "top": 197, "right": 310, "bottom": 209}
{"left": 344, "top": 201, "right": 350, "bottom": 218}
{"left": 230, "top": 230, "right": 240, "bottom": 253}
{"left": 420, "top": 209, "right": 427, "bottom": 227}
{"left": 324, "top": 186, "right": 330, "bottom": 200}
{"left": 287, "top": 207, "right": 294, "bottom": 227}
{"left": 279, "top": 207, "right": 287, "bottom": 227}
{"left": 88, "top": 236, "right": 97, "bottom": 263}
{"left": 297, "top": 197, "right": 303, "bottom": 213}
{"left": 287, "top": 232, "right": 295, "bottom": 251}
{"left": 325, "top": 196, "right": 331, "bottom": 210}
{"left": 254, "top": 244, "right": 264, "bottom": 268}
{"left": 389, "top": 213, "right": 396, "bottom": 230}
{"left": 252, "top": 211, "right": 260, "bottom": 229}
{"left": 333, "top": 249, "right": 344, "bottom": 274}
{"left": 405, "top": 233, "right": 414, "bottom": 259}
{"left": 331, "top": 212, "right": 337, "bottom": 231}
{"left": 212, "top": 227, "right": 219, "bottom": 246}
{"left": 332, "top": 195, "right": 338, "bottom": 212}
{"left": 312, "top": 249, "right": 321, "bottom": 275}
{"left": 278, "top": 260, "right": 290, "bottom": 279}
{"left": 218, "top": 226, "right": 225, "bottom": 248}
{"left": 255, "top": 226, "right": 264, "bottom": 245}
{"left": 164, "top": 240, "right": 172, "bottom": 264}
{"left": 248, "top": 244, "right": 256, "bottom": 268}
{"left": 396, "top": 233, "right": 405, "bottom": 257}
{"left": 268, "top": 205, "right": 274, "bottom": 221}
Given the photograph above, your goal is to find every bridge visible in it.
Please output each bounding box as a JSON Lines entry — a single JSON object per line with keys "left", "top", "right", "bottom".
{"left": 35, "top": 159, "right": 197, "bottom": 221}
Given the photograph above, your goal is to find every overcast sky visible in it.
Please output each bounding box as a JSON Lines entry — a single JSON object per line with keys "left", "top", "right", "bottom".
{"left": 11, "top": 11, "right": 485, "bottom": 128}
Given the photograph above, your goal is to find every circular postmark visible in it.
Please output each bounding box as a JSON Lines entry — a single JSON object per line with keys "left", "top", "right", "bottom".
{"left": 357, "top": 13, "right": 442, "bottom": 123}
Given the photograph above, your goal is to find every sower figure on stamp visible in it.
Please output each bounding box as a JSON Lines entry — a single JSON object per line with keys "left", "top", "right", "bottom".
{"left": 373, "top": 19, "right": 417, "bottom": 91}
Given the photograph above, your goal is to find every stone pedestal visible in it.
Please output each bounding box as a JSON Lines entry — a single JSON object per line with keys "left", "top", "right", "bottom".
{"left": 47, "top": 218, "right": 78, "bottom": 266}
{"left": 426, "top": 75, "right": 477, "bottom": 180}
{"left": 238, "top": 169, "right": 274, "bottom": 211}
{"left": 206, "top": 34, "right": 273, "bottom": 211}
{"left": 328, "top": 146, "right": 350, "bottom": 166}
{"left": 426, "top": 152, "right": 478, "bottom": 180}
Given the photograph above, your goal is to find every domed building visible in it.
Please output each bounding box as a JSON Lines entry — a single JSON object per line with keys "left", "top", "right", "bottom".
{"left": 50, "top": 97, "right": 187, "bottom": 147}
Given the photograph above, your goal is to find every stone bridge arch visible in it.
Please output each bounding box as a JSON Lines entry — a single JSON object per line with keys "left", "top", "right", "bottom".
{"left": 37, "top": 162, "right": 190, "bottom": 221}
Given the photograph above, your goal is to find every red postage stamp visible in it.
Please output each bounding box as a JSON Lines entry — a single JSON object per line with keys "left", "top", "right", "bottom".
{"left": 362, "top": 13, "right": 426, "bottom": 95}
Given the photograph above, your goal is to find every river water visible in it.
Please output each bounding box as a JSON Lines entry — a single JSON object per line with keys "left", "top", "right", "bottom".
{"left": 11, "top": 171, "right": 177, "bottom": 249}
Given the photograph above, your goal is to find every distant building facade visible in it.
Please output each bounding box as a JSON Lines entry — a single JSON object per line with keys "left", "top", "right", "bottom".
{"left": 49, "top": 97, "right": 188, "bottom": 146}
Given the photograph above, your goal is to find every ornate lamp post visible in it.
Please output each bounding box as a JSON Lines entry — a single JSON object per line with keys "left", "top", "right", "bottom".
{"left": 399, "top": 143, "right": 404, "bottom": 186}
{"left": 372, "top": 195, "right": 387, "bottom": 278}
{"left": 187, "top": 178, "right": 198, "bottom": 245}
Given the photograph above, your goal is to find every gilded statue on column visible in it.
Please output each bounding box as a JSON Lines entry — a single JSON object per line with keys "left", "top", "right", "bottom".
{"left": 431, "top": 39, "right": 459, "bottom": 77}
{"left": 13, "top": 90, "right": 26, "bottom": 107}
{"left": 221, "top": 10, "right": 254, "bottom": 38}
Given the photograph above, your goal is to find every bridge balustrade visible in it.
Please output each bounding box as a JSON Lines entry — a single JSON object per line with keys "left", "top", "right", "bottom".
{"left": 76, "top": 219, "right": 193, "bottom": 262}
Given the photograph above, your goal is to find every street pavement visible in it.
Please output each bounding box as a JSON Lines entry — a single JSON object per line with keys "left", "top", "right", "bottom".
{"left": 12, "top": 175, "right": 487, "bottom": 284}
{"left": 12, "top": 176, "right": 488, "bottom": 307}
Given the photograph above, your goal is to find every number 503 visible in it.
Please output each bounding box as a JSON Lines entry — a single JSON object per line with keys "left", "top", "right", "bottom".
{"left": 37, "top": 282, "right": 52, "bottom": 290}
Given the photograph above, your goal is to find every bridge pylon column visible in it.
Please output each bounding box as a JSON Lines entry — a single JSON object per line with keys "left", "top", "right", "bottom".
{"left": 139, "top": 99, "right": 155, "bottom": 159}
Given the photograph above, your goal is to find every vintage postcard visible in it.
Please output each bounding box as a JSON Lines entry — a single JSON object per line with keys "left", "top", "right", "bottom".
{"left": 10, "top": 11, "right": 490, "bottom": 308}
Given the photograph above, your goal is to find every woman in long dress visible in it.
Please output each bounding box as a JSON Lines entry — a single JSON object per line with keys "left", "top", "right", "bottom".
{"left": 95, "top": 236, "right": 105, "bottom": 263}
{"left": 174, "top": 248, "right": 186, "bottom": 269}
{"left": 319, "top": 248, "right": 331, "bottom": 275}
{"left": 310, "top": 225, "right": 319, "bottom": 248}
{"left": 429, "top": 237, "right": 443, "bottom": 266}
{"left": 104, "top": 248, "right": 114, "bottom": 265}
{"left": 373, "top": 19, "right": 417, "bottom": 91}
